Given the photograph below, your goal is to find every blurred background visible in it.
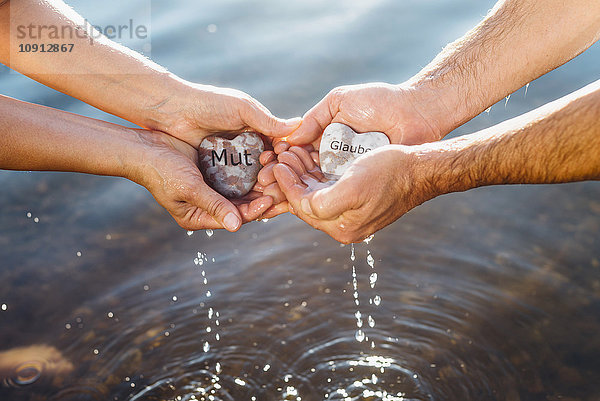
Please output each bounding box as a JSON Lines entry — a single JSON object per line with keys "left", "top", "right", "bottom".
{"left": 1, "top": 0, "right": 599, "bottom": 400}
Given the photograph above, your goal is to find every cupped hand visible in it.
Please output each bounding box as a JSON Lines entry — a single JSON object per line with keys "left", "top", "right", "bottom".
{"left": 275, "top": 82, "right": 445, "bottom": 147}
{"left": 272, "top": 145, "right": 437, "bottom": 243}
{"left": 160, "top": 83, "right": 302, "bottom": 148}
{"left": 131, "top": 130, "right": 273, "bottom": 231}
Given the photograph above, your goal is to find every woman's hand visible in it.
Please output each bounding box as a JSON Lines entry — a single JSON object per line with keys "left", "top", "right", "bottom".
{"left": 128, "top": 129, "right": 274, "bottom": 232}
{"left": 155, "top": 83, "right": 301, "bottom": 148}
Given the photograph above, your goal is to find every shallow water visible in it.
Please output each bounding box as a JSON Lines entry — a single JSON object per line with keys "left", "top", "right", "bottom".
{"left": 2, "top": 1, "right": 600, "bottom": 400}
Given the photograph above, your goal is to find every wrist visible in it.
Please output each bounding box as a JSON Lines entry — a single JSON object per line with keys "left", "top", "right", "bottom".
{"left": 409, "top": 139, "right": 479, "bottom": 197}
{"left": 403, "top": 72, "right": 478, "bottom": 139}
{"left": 138, "top": 73, "right": 197, "bottom": 134}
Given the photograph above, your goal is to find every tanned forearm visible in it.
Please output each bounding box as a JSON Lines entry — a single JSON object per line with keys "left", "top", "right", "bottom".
{"left": 0, "top": 94, "right": 145, "bottom": 178}
{"left": 409, "top": 0, "right": 600, "bottom": 137}
{"left": 421, "top": 79, "right": 600, "bottom": 194}
{"left": 0, "top": 0, "right": 186, "bottom": 133}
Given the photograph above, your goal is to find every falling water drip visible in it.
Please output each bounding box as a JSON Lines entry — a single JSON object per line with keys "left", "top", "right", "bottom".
{"left": 369, "top": 273, "right": 378, "bottom": 288}
{"left": 350, "top": 244, "right": 363, "bottom": 342}
{"left": 205, "top": 229, "right": 214, "bottom": 237}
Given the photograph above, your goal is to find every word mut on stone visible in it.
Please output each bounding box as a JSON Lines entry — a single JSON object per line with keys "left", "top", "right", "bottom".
{"left": 319, "top": 123, "right": 390, "bottom": 178}
{"left": 198, "top": 132, "right": 264, "bottom": 198}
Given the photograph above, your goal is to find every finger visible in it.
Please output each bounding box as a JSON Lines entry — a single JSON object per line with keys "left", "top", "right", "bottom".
{"left": 190, "top": 183, "right": 242, "bottom": 232}
{"left": 289, "top": 146, "right": 326, "bottom": 181}
{"left": 278, "top": 151, "right": 308, "bottom": 177}
{"left": 273, "top": 163, "right": 324, "bottom": 229}
{"left": 239, "top": 190, "right": 265, "bottom": 201}
{"left": 304, "top": 178, "right": 358, "bottom": 221}
{"left": 233, "top": 195, "right": 274, "bottom": 223}
{"left": 240, "top": 99, "right": 302, "bottom": 138}
{"left": 310, "top": 151, "right": 320, "bottom": 166}
{"left": 274, "top": 141, "right": 291, "bottom": 155}
{"left": 261, "top": 201, "right": 289, "bottom": 219}
{"left": 287, "top": 91, "right": 339, "bottom": 145}
{"left": 301, "top": 144, "right": 315, "bottom": 153}
{"left": 263, "top": 182, "right": 286, "bottom": 204}
{"left": 289, "top": 146, "right": 316, "bottom": 171}
{"left": 252, "top": 182, "right": 265, "bottom": 193}
{"left": 260, "top": 150, "right": 277, "bottom": 166}
{"left": 181, "top": 212, "right": 225, "bottom": 231}
{"left": 257, "top": 162, "right": 277, "bottom": 186}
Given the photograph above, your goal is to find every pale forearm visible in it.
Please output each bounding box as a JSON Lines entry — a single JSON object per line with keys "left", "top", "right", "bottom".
{"left": 0, "top": 0, "right": 185, "bottom": 132}
{"left": 409, "top": 0, "right": 600, "bottom": 137}
{"left": 423, "top": 80, "right": 600, "bottom": 194}
{"left": 0, "top": 94, "right": 144, "bottom": 178}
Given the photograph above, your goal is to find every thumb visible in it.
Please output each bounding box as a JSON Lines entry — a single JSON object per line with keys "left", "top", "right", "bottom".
{"left": 302, "top": 178, "right": 358, "bottom": 221}
{"left": 287, "top": 91, "right": 338, "bottom": 145}
{"left": 240, "top": 99, "right": 301, "bottom": 138}
{"left": 191, "top": 183, "right": 242, "bottom": 232}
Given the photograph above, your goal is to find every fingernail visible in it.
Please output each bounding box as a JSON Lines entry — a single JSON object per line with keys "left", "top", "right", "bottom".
{"left": 284, "top": 117, "right": 302, "bottom": 130}
{"left": 301, "top": 198, "right": 313, "bottom": 216}
{"left": 223, "top": 212, "right": 241, "bottom": 231}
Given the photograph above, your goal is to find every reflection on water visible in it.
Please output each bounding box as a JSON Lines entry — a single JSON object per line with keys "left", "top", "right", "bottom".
{"left": 1, "top": 0, "right": 600, "bottom": 400}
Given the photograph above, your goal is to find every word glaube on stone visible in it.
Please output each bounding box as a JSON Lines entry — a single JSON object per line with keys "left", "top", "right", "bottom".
{"left": 319, "top": 123, "right": 390, "bottom": 179}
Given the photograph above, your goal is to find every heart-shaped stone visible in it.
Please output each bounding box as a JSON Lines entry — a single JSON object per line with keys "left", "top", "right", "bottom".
{"left": 319, "top": 123, "right": 390, "bottom": 179}
{"left": 198, "top": 132, "right": 264, "bottom": 198}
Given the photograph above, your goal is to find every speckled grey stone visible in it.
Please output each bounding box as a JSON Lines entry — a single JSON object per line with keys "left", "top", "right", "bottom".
{"left": 198, "top": 132, "right": 264, "bottom": 198}
{"left": 319, "top": 123, "right": 390, "bottom": 179}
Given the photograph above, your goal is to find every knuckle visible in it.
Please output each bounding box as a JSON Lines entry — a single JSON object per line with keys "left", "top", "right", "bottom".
{"left": 204, "top": 197, "right": 226, "bottom": 218}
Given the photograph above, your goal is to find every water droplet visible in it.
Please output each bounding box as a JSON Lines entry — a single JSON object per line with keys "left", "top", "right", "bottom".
{"left": 368, "top": 315, "right": 375, "bottom": 327}
{"left": 143, "top": 285, "right": 150, "bottom": 291}
{"left": 187, "top": 230, "right": 194, "bottom": 236}
{"left": 76, "top": 251, "right": 82, "bottom": 257}
{"left": 208, "top": 308, "right": 214, "bottom": 319}
{"left": 26, "top": 212, "right": 32, "bottom": 218}
{"left": 207, "top": 24, "right": 218, "bottom": 33}
{"left": 105, "top": 234, "right": 112, "bottom": 240}
{"left": 355, "top": 329, "right": 365, "bottom": 342}
{"left": 107, "top": 312, "right": 113, "bottom": 318}
{"left": 373, "top": 295, "right": 381, "bottom": 306}
{"left": 234, "top": 378, "right": 246, "bottom": 386}
{"left": 172, "top": 296, "right": 178, "bottom": 302}
{"left": 216, "top": 362, "right": 222, "bottom": 373}
{"left": 363, "top": 234, "right": 374, "bottom": 244}
{"left": 350, "top": 244, "right": 355, "bottom": 261}
{"left": 525, "top": 82, "right": 530, "bottom": 97}
{"left": 369, "top": 273, "right": 378, "bottom": 288}
{"left": 1, "top": 303, "right": 7, "bottom": 311}
{"left": 93, "top": 349, "right": 99, "bottom": 355}
{"left": 203, "top": 342, "right": 210, "bottom": 352}
{"left": 366, "top": 253, "right": 375, "bottom": 268}
{"left": 206, "top": 290, "right": 212, "bottom": 297}
{"left": 205, "top": 229, "right": 214, "bottom": 237}
{"left": 33, "top": 217, "right": 39, "bottom": 223}
{"left": 215, "top": 333, "right": 220, "bottom": 341}
{"left": 263, "top": 364, "right": 270, "bottom": 371}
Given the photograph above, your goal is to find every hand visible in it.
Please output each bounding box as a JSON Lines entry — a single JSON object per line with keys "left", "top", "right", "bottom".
{"left": 272, "top": 145, "right": 438, "bottom": 243}
{"left": 159, "top": 83, "right": 302, "bottom": 148}
{"left": 278, "top": 82, "right": 446, "bottom": 147}
{"left": 130, "top": 130, "right": 273, "bottom": 231}
{"left": 254, "top": 143, "right": 321, "bottom": 219}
